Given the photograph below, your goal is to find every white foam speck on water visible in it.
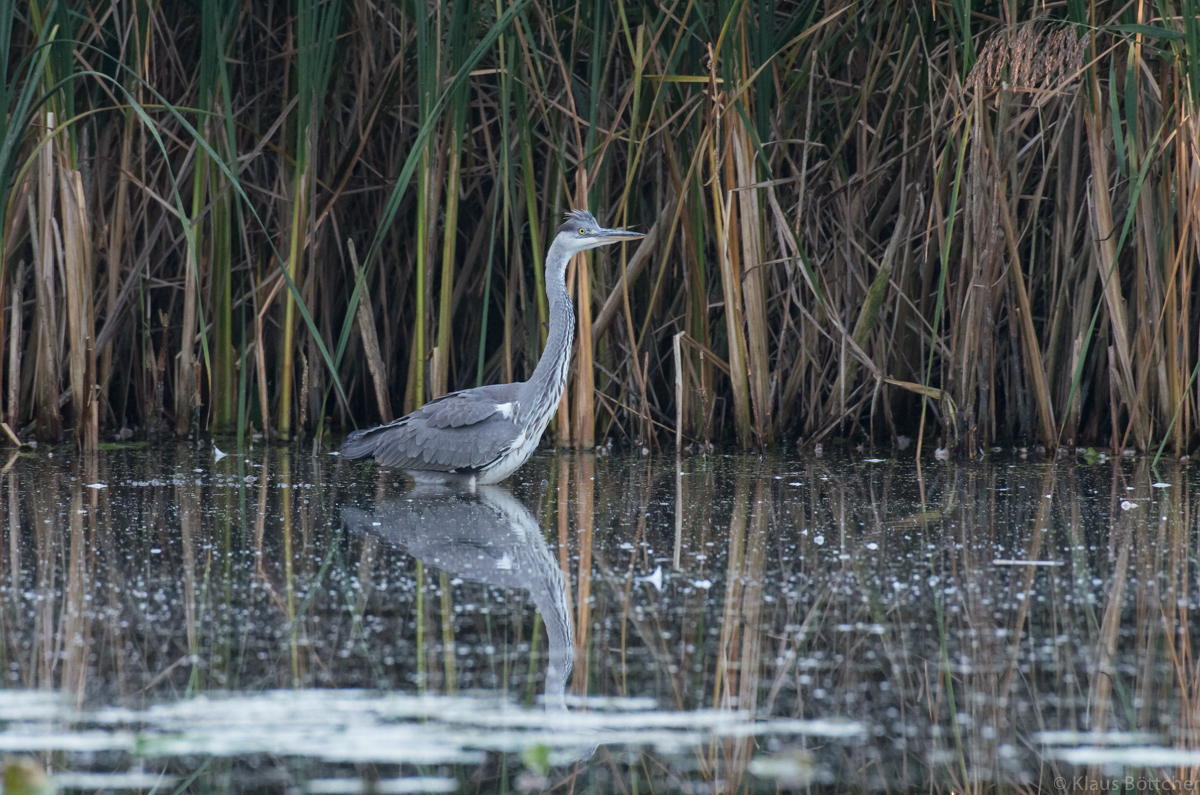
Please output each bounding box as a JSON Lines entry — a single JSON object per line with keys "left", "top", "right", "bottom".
{"left": 307, "top": 778, "right": 458, "bottom": 794}
{"left": 142, "top": 727, "right": 483, "bottom": 765}
{"left": 0, "top": 690, "right": 859, "bottom": 767}
{"left": 692, "top": 579, "right": 713, "bottom": 589}
{"left": 51, "top": 773, "right": 180, "bottom": 788}
{"left": 85, "top": 483, "right": 106, "bottom": 489}
{"left": 992, "top": 559, "right": 1063, "bottom": 567}
{"left": 748, "top": 754, "right": 816, "bottom": 785}
{"left": 0, "top": 731, "right": 138, "bottom": 753}
{"left": 1034, "top": 731, "right": 1158, "bottom": 746}
{"left": 863, "top": 458, "right": 885, "bottom": 463}
{"left": 1048, "top": 746, "right": 1200, "bottom": 766}
{"left": 725, "top": 718, "right": 865, "bottom": 738}
{"left": 0, "top": 691, "right": 66, "bottom": 720}
{"left": 1120, "top": 500, "right": 1137, "bottom": 510}
{"left": 834, "top": 623, "right": 886, "bottom": 635}
{"left": 562, "top": 695, "right": 657, "bottom": 710}
{"left": 1152, "top": 482, "right": 1170, "bottom": 488}
{"left": 926, "top": 749, "right": 958, "bottom": 764}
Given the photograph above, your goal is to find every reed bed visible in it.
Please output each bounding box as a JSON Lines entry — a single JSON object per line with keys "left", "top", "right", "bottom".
{"left": 1, "top": 0, "right": 1199, "bottom": 455}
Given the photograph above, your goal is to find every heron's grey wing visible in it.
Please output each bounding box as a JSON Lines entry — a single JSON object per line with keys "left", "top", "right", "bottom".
{"left": 420, "top": 385, "right": 519, "bottom": 428}
{"left": 342, "top": 489, "right": 527, "bottom": 580}
{"left": 340, "top": 383, "right": 522, "bottom": 472}
{"left": 376, "top": 413, "right": 519, "bottom": 471}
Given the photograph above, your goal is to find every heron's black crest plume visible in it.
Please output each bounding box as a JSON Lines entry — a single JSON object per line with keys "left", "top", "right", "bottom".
{"left": 557, "top": 209, "right": 599, "bottom": 234}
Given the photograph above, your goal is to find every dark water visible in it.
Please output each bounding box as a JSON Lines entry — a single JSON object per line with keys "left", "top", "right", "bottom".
{"left": 1, "top": 444, "right": 1198, "bottom": 793}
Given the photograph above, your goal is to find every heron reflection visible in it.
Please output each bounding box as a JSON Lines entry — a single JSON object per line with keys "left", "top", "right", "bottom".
{"left": 341, "top": 485, "right": 574, "bottom": 711}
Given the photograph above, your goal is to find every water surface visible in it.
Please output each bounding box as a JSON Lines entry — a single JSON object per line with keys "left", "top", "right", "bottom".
{"left": 1, "top": 445, "right": 1197, "bottom": 792}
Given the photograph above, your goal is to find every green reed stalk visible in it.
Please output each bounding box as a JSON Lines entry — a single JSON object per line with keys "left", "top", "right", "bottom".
{"left": 517, "top": 80, "right": 548, "bottom": 349}
{"left": 918, "top": 117, "right": 970, "bottom": 459}
{"left": 210, "top": 154, "right": 235, "bottom": 433}
{"left": 279, "top": 0, "right": 341, "bottom": 439}
{"left": 477, "top": 29, "right": 515, "bottom": 388}
{"left": 710, "top": 110, "right": 754, "bottom": 449}
{"left": 201, "top": 0, "right": 239, "bottom": 434}
{"left": 611, "top": 13, "right": 644, "bottom": 424}
{"left": 181, "top": 125, "right": 208, "bottom": 437}
{"left": 237, "top": 313, "right": 249, "bottom": 452}
{"left": 432, "top": 0, "right": 473, "bottom": 400}
{"left": 573, "top": 1, "right": 608, "bottom": 449}
{"left": 411, "top": 3, "right": 435, "bottom": 409}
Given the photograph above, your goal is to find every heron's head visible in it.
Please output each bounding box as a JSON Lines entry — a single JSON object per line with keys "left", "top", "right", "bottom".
{"left": 554, "top": 209, "right": 645, "bottom": 254}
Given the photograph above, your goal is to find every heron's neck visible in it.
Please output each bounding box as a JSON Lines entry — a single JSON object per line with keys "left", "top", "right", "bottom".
{"left": 524, "top": 240, "right": 575, "bottom": 421}
{"left": 522, "top": 522, "right": 574, "bottom": 710}
{"left": 539, "top": 577, "right": 574, "bottom": 710}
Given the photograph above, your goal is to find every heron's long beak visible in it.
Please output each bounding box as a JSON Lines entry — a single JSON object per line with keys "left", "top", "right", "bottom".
{"left": 595, "top": 228, "right": 646, "bottom": 244}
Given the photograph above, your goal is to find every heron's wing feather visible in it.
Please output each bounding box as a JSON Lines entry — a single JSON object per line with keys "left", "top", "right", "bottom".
{"left": 340, "top": 383, "right": 522, "bottom": 472}
{"left": 420, "top": 385, "right": 517, "bottom": 428}
{"left": 385, "top": 415, "right": 514, "bottom": 470}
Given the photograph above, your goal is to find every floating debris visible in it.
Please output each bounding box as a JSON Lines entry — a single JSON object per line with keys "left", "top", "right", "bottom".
{"left": 635, "top": 565, "right": 664, "bottom": 592}
{"left": 0, "top": 757, "right": 51, "bottom": 795}
{"left": 749, "top": 749, "right": 817, "bottom": 786}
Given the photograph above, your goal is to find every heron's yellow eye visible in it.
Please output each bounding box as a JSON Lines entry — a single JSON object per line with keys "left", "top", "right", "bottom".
{"left": 579, "top": 228, "right": 587, "bottom": 235}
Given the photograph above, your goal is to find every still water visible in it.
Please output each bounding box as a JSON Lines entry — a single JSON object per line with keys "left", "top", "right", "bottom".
{"left": 1, "top": 445, "right": 1197, "bottom": 793}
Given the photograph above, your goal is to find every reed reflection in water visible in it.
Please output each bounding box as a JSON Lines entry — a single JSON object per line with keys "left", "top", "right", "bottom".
{"left": 0, "top": 447, "right": 1197, "bottom": 793}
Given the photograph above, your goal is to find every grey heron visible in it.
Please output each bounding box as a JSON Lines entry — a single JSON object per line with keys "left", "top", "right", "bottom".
{"left": 340, "top": 209, "right": 645, "bottom": 485}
